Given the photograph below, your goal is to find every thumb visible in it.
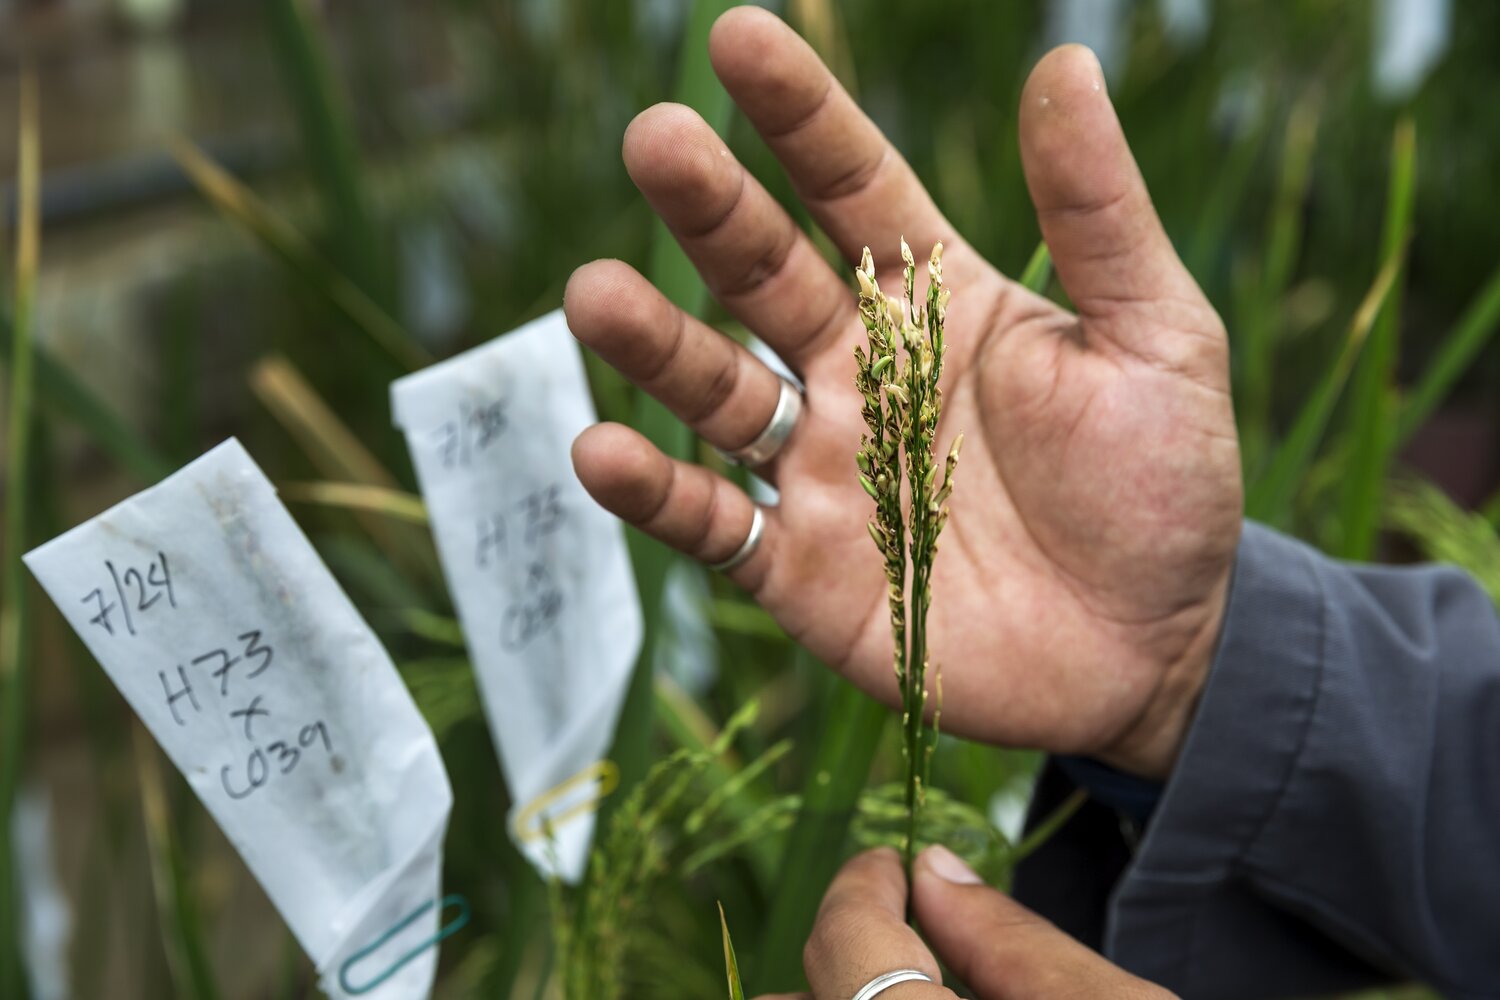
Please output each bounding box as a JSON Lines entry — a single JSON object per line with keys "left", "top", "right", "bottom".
{"left": 911, "top": 845, "right": 1172, "bottom": 999}
{"left": 1018, "top": 45, "right": 1223, "bottom": 373}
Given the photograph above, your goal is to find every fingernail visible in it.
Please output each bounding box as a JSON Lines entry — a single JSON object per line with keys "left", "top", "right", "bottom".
{"left": 922, "top": 845, "right": 982, "bottom": 885}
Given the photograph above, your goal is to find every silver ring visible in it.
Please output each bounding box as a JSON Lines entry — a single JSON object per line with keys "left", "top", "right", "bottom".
{"left": 851, "top": 969, "right": 933, "bottom": 1000}
{"left": 716, "top": 376, "right": 803, "bottom": 467}
{"left": 709, "top": 507, "right": 764, "bottom": 573}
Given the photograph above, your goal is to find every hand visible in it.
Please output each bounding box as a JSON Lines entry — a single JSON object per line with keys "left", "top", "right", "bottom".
{"left": 566, "top": 7, "right": 1242, "bottom": 778}
{"left": 753, "top": 846, "right": 1172, "bottom": 999}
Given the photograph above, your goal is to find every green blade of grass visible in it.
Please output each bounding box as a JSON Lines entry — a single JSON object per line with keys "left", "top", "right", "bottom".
{"left": 249, "top": 355, "right": 442, "bottom": 588}
{"left": 170, "top": 137, "right": 429, "bottom": 372}
{"left": 752, "top": 676, "right": 887, "bottom": 992}
{"left": 0, "top": 72, "right": 40, "bottom": 1000}
{"left": 1246, "top": 250, "right": 1403, "bottom": 526}
{"left": 264, "top": 0, "right": 385, "bottom": 303}
{"left": 0, "top": 315, "right": 172, "bottom": 483}
{"left": 1018, "top": 241, "right": 1052, "bottom": 294}
{"left": 718, "top": 903, "right": 745, "bottom": 1000}
{"left": 1239, "top": 95, "right": 1319, "bottom": 472}
{"left": 1335, "top": 118, "right": 1416, "bottom": 560}
{"left": 278, "top": 480, "right": 430, "bottom": 525}
{"left": 605, "top": 0, "right": 738, "bottom": 819}
{"left": 1396, "top": 262, "right": 1500, "bottom": 446}
{"left": 1005, "top": 788, "right": 1087, "bottom": 867}
{"left": 133, "top": 727, "right": 221, "bottom": 1000}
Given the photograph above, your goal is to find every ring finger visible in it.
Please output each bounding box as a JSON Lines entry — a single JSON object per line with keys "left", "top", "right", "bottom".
{"left": 571, "top": 421, "right": 776, "bottom": 592}
{"left": 565, "top": 258, "right": 804, "bottom": 479}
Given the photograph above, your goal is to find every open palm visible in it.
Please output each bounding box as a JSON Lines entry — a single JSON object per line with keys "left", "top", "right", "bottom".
{"left": 568, "top": 8, "right": 1242, "bottom": 777}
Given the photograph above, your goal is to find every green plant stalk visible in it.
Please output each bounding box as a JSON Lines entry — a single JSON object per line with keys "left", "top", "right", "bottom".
{"left": 1246, "top": 251, "right": 1403, "bottom": 525}
{"left": 0, "top": 313, "right": 170, "bottom": 482}
{"left": 1336, "top": 118, "right": 1415, "bottom": 559}
{"left": 605, "top": 0, "right": 737, "bottom": 823}
{"left": 0, "top": 73, "right": 39, "bottom": 1000}
{"left": 1017, "top": 241, "right": 1052, "bottom": 295}
{"left": 1396, "top": 262, "right": 1500, "bottom": 445}
{"left": 719, "top": 903, "right": 745, "bottom": 1000}
{"left": 1240, "top": 96, "right": 1318, "bottom": 473}
{"left": 169, "top": 137, "right": 429, "bottom": 372}
{"left": 752, "top": 678, "right": 886, "bottom": 991}
{"left": 264, "top": 0, "right": 385, "bottom": 303}
{"left": 134, "top": 728, "right": 220, "bottom": 1000}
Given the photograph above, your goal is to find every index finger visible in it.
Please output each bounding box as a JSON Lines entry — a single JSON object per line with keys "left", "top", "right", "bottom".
{"left": 804, "top": 849, "right": 952, "bottom": 1000}
{"left": 709, "top": 7, "right": 982, "bottom": 286}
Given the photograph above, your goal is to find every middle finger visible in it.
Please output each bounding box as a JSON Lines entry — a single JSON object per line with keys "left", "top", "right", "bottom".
{"left": 622, "top": 102, "right": 857, "bottom": 375}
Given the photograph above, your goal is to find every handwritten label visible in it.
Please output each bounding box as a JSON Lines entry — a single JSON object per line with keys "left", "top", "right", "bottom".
{"left": 392, "top": 309, "right": 642, "bottom": 882}
{"left": 24, "top": 439, "right": 451, "bottom": 1000}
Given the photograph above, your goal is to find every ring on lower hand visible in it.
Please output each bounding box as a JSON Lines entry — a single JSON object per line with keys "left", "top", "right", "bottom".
{"left": 850, "top": 969, "right": 934, "bottom": 1000}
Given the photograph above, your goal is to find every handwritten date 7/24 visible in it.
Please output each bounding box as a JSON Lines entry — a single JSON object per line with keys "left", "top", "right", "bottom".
{"left": 81, "top": 551, "right": 177, "bottom": 637}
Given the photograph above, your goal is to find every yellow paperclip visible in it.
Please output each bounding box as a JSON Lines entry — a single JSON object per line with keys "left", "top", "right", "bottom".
{"left": 512, "top": 759, "right": 620, "bottom": 844}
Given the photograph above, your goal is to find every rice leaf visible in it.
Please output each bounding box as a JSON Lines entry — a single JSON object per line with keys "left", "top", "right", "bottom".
{"left": 249, "top": 354, "right": 441, "bottom": 583}
{"left": 1005, "top": 788, "right": 1087, "bottom": 867}
{"left": 718, "top": 903, "right": 745, "bottom": 1000}
{"left": 1397, "top": 262, "right": 1500, "bottom": 445}
{"left": 278, "top": 480, "right": 430, "bottom": 526}
{"left": 607, "top": 0, "right": 738, "bottom": 819}
{"left": 170, "top": 137, "right": 428, "bottom": 372}
{"left": 1335, "top": 118, "right": 1415, "bottom": 559}
{"left": 0, "top": 313, "right": 171, "bottom": 482}
{"left": 1239, "top": 95, "right": 1319, "bottom": 471}
{"left": 264, "top": 0, "right": 384, "bottom": 301}
{"left": 1018, "top": 241, "right": 1052, "bottom": 294}
{"left": 0, "top": 69, "right": 40, "bottom": 1000}
{"left": 134, "top": 726, "right": 221, "bottom": 1000}
{"left": 1246, "top": 250, "right": 1403, "bottom": 526}
{"left": 753, "top": 678, "right": 886, "bottom": 991}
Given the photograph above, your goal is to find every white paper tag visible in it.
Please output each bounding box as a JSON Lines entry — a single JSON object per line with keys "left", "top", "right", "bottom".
{"left": 391, "top": 309, "right": 642, "bottom": 882}
{"left": 23, "top": 439, "right": 452, "bottom": 1000}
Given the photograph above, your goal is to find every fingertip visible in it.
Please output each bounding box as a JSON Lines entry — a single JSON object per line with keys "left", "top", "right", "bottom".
{"left": 622, "top": 103, "right": 735, "bottom": 221}
{"left": 1022, "top": 43, "right": 1107, "bottom": 114}
{"left": 1019, "top": 44, "right": 1115, "bottom": 162}
{"left": 822, "top": 846, "right": 907, "bottom": 916}
{"left": 915, "top": 844, "right": 984, "bottom": 887}
{"left": 563, "top": 259, "right": 658, "bottom": 351}
{"left": 708, "top": 6, "right": 824, "bottom": 134}
{"left": 570, "top": 423, "right": 669, "bottom": 521}
{"left": 709, "top": 4, "right": 791, "bottom": 79}
{"left": 860, "top": 845, "right": 903, "bottom": 870}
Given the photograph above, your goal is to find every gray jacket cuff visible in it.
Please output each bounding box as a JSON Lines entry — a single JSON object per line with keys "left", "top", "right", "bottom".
{"left": 1104, "top": 523, "right": 1382, "bottom": 996}
{"left": 1103, "top": 519, "right": 1500, "bottom": 999}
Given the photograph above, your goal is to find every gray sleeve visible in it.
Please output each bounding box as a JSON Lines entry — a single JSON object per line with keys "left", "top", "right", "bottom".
{"left": 1105, "top": 521, "right": 1500, "bottom": 1000}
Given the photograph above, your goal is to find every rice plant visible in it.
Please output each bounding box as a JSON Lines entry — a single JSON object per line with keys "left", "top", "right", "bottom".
{"left": 854, "top": 240, "right": 962, "bottom": 880}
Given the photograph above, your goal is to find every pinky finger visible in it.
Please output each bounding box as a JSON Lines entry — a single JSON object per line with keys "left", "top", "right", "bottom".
{"left": 572, "top": 422, "right": 773, "bottom": 590}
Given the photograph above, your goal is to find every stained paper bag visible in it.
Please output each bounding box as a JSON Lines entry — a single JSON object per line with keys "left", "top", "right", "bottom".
{"left": 392, "top": 309, "right": 642, "bottom": 882}
{"left": 24, "top": 439, "right": 452, "bottom": 1000}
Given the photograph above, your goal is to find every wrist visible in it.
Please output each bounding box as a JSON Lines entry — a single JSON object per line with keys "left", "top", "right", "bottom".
{"left": 1098, "top": 572, "right": 1229, "bottom": 780}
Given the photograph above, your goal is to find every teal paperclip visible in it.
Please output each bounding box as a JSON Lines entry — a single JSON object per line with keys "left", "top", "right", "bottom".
{"left": 337, "top": 894, "right": 471, "bottom": 995}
